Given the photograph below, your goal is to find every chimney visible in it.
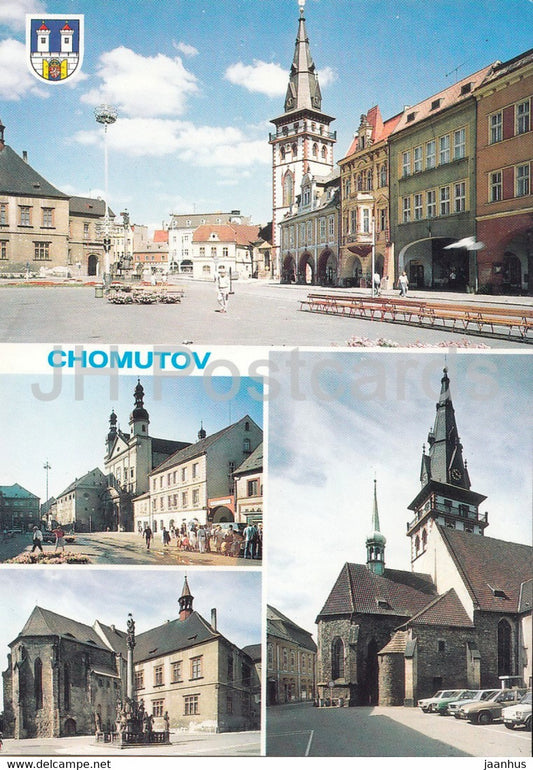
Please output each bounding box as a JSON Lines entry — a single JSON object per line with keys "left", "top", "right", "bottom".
{"left": 211, "top": 608, "right": 217, "bottom": 631}
{"left": 23, "top": 150, "right": 28, "bottom": 162}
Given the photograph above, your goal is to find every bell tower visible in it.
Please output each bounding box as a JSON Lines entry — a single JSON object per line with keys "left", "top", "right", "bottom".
{"left": 407, "top": 367, "right": 488, "bottom": 566}
{"left": 269, "top": 0, "right": 336, "bottom": 277}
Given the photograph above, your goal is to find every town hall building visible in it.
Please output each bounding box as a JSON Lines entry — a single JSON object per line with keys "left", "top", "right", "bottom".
{"left": 316, "top": 368, "right": 532, "bottom": 707}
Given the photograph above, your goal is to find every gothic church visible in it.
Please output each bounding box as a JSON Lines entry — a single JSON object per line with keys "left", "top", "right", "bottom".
{"left": 316, "top": 368, "right": 532, "bottom": 706}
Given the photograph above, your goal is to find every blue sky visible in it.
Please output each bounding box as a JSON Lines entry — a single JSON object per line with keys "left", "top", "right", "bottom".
{"left": 267, "top": 352, "right": 532, "bottom": 638}
{"left": 0, "top": 373, "right": 263, "bottom": 501}
{"left": 0, "top": 568, "right": 261, "bottom": 702}
{"left": 1, "top": 0, "right": 533, "bottom": 231}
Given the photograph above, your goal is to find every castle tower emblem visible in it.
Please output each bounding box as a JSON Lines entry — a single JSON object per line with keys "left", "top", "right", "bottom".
{"left": 26, "top": 14, "right": 84, "bottom": 83}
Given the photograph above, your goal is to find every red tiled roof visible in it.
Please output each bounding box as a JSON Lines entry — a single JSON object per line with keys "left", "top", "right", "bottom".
{"left": 192, "top": 223, "right": 260, "bottom": 245}
{"left": 316, "top": 562, "right": 437, "bottom": 621}
{"left": 402, "top": 588, "right": 474, "bottom": 628}
{"left": 439, "top": 527, "right": 533, "bottom": 613}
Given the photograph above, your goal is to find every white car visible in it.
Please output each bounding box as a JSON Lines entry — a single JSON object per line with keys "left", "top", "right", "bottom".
{"left": 418, "top": 690, "right": 461, "bottom": 713}
{"left": 502, "top": 691, "right": 532, "bottom": 731}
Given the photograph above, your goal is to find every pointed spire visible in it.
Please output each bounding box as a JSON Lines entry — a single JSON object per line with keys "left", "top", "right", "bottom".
{"left": 284, "top": 1, "right": 323, "bottom": 113}
{"left": 178, "top": 575, "right": 194, "bottom": 621}
{"left": 420, "top": 367, "right": 469, "bottom": 489}
{"left": 366, "top": 478, "right": 386, "bottom": 575}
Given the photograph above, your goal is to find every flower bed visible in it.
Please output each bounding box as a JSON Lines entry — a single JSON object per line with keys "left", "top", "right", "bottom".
{"left": 6, "top": 551, "right": 91, "bottom": 564}
{"left": 346, "top": 336, "right": 490, "bottom": 348}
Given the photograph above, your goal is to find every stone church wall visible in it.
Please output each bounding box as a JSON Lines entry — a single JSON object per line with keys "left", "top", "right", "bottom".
{"left": 410, "top": 625, "right": 478, "bottom": 699}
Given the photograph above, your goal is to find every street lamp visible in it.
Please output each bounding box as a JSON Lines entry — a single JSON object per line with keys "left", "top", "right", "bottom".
{"left": 94, "top": 104, "right": 118, "bottom": 286}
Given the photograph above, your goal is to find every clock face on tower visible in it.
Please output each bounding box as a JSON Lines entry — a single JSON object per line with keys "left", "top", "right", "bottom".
{"left": 451, "top": 468, "right": 462, "bottom": 481}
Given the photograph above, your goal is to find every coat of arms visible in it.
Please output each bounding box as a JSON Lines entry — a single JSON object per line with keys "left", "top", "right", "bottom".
{"left": 26, "top": 14, "right": 84, "bottom": 84}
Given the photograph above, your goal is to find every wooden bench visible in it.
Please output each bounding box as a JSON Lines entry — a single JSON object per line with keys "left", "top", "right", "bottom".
{"left": 300, "top": 293, "right": 533, "bottom": 341}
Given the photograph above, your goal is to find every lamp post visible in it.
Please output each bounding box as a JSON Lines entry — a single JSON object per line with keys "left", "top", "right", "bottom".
{"left": 94, "top": 105, "right": 118, "bottom": 286}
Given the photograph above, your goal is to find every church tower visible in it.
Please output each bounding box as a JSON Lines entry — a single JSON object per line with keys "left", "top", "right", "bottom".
{"left": 269, "top": 0, "right": 336, "bottom": 276}
{"left": 129, "top": 379, "right": 150, "bottom": 437}
{"left": 178, "top": 576, "right": 194, "bottom": 621}
{"left": 407, "top": 367, "right": 488, "bottom": 566}
{"left": 366, "top": 478, "right": 386, "bottom": 575}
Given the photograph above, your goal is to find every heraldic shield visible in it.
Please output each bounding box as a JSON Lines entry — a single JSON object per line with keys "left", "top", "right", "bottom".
{"left": 26, "top": 14, "right": 84, "bottom": 84}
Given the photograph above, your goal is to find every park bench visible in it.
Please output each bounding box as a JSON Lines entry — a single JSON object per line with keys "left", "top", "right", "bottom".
{"left": 300, "top": 293, "right": 532, "bottom": 342}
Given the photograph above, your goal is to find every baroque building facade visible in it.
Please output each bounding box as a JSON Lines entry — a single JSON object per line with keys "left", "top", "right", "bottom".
{"left": 316, "top": 368, "right": 532, "bottom": 707}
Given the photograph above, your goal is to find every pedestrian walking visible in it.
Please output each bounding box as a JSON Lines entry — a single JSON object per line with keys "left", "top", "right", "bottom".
{"left": 53, "top": 525, "right": 65, "bottom": 552}
{"left": 31, "top": 526, "right": 44, "bottom": 553}
{"left": 143, "top": 525, "right": 153, "bottom": 550}
{"left": 215, "top": 267, "right": 230, "bottom": 312}
{"left": 398, "top": 271, "right": 409, "bottom": 296}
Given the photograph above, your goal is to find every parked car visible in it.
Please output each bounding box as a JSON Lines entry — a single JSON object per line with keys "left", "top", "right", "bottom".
{"left": 418, "top": 690, "right": 461, "bottom": 713}
{"left": 502, "top": 691, "right": 532, "bottom": 731}
{"left": 448, "top": 689, "right": 500, "bottom": 718}
{"left": 457, "top": 688, "right": 528, "bottom": 724}
{"left": 432, "top": 689, "right": 478, "bottom": 715}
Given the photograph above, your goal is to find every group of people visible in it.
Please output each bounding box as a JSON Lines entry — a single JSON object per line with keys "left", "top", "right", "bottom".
{"left": 141, "top": 520, "right": 262, "bottom": 559}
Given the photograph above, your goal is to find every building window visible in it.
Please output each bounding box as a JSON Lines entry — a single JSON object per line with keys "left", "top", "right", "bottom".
{"left": 135, "top": 670, "right": 144, "bottom": 690}
{"left": 454, "top": 128, "right": 466, "bottom": 160}
{"left": 184, "top": 695, "right": 199, "bottom": 715}
{"left": 41, "top": 208, "right": 53, "bottom": 227}
{"left": 0, "top": 202, "right": 7, "bottom": 225}
{"left": 490, "top": 112, "right": 502, "bottom": 143}
{"left": 34, "top": 658, "right": 43, "bottom": 709}
{"left": 171, "top": 661, "right": 182, "bottom": 682}
{"left": 454, "top": 181, "right": 466, "bottom": 212}
{"left": 34, "top": 242, "right": 50, "bottom": 260}
{"left": 19, "top": 206, "right": 32, "bottom": 226}
{"left": 402, "top": 150, "right": 411, "bottom": 177}
{"left": 152, "top": 699, "right": 164, "bottom": 718}
{"left": 427, "top": 190, "right": 436, "bottom": 218}
{"left": 154, "top": 665, "right": 164, "bottom": 686}
{"left": 331, "top": 637, "right": 344, "bottom": 679}
{"left": 247, "top": 478, "right": 259, "bottom": 496}
{"left": 402, "top": 196, "right": 411, "bottom": 223}
{"left": 440, "top": 186, "right": 450, "bottom": 216}
{"left": 439, "top": 134, "right": 450, "bottom": 165}
{"left": 413, "top": 146, "right": 422, "bottom": 173}
{"left": 516, "top": 100, "right": 530, "bottom": 135}
{"left": 516, "top": 164, "right": 530, "bottom": 197}
{"left": 0, "top": 240, "right": 7, "bottom": 260}
{"left": 414, "top": 193, "right": 423, "bottom": 220}
{"left": 191, "top": 656, "right": 202, "bottom": 679}
{"left": 426, "top": 140, "right": 436, "bottom": 169}
{"left": 490, "top": 171, "right": 502, "bottom": 202}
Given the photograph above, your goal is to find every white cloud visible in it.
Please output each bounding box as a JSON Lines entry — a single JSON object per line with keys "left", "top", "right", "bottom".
{"left": 0, "top": 38, "right": 49, "bottom": 100}
{"left": 224, "top": 60, "right": 288, "bottom": 97}
{"left": 73, "top": 117, "right": 271, "bottom": 168}
{"left": 0, "top": 0, "right": 45, "bottom": 31}
{"left": 173, "top": 40, "right": 199, "bottom": 57}
{"left": 224, "top": 59, "right": 337, "bottom": 97}
{"left": 80, "top": 46, "right": 198, "bottom": 117}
